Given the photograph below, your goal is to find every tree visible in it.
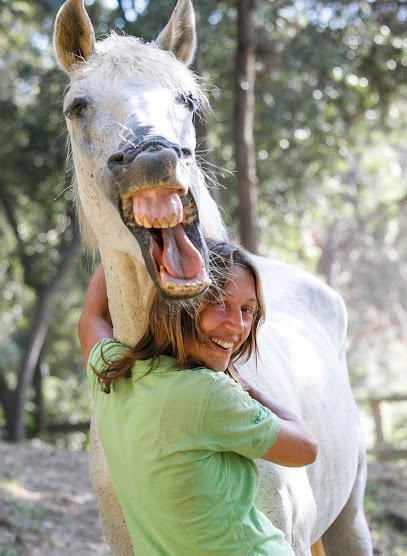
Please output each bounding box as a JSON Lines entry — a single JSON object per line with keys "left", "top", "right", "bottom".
{"left": 0, "top": 0, "right": 82, "bottom": 440}
{"left": 234, "top": 0, "right": 259, "bottom": 253}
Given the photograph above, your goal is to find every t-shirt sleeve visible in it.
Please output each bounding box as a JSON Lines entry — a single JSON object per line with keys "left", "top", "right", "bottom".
{"left": 86, "top": 338, "right": 129, "bottom": 398}
{"left": 201, "top": 374, "right": 280, "bottom": 460}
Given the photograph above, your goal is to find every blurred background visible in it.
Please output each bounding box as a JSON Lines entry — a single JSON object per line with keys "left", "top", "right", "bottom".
{"left": 0, "top": 0, "right": 406, "bottom": 554}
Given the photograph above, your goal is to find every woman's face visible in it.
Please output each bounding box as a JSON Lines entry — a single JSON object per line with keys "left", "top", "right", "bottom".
{"left": 186, "top": 266, "right": 258, "bottom": 372}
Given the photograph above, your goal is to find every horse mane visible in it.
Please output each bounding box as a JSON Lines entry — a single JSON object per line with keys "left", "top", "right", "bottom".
{"left": 70, "top": 33, "right": 208, "bottom": 113}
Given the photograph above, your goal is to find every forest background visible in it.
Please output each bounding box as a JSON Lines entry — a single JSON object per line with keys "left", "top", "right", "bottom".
{"left": 0, "top": 0, "right": 406, "bottom": 553}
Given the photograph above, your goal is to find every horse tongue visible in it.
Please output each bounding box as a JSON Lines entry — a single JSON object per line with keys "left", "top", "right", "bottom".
{"left": 161, "top": 225, "right": 202, "bottom": 279}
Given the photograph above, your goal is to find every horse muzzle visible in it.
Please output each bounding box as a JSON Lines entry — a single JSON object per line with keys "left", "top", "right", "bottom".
{"left": 108, "top": 136, "right": 191, "bottom": 200}
{"left": 107, "top": 136, "right": 211, "bottom": 300}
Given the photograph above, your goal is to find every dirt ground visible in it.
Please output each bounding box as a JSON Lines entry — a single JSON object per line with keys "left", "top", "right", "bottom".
{"left": 0, "top": 440, "right": 109, "bottom": 556}
{"left": 0, "top": 440, "right": 406, "bottom": 556}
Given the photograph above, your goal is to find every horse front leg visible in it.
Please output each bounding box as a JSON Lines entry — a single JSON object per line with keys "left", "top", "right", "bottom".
{"left": 321, "top": 438, "right": 372, "bottom": 555}
{"left": 89, "top": 409, "right": 134, "bottom": 555}
{"left": 255, "top": 459, "right": 317, "bottom": 556}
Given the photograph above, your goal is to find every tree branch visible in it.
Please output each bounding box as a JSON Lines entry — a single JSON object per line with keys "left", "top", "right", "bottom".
{"left": 0, "top": 185, "right": 21, "bottom": 244}
{"left": 8, "top": 223, "right": 82, "bottom": 441}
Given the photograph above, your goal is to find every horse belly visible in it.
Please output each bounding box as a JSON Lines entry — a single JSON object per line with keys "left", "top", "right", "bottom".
{"left": 306, "top": 389, "right": 360, "bottom": 540}
{"left": 244, "top": 314, "right": 360, "bottom": 549}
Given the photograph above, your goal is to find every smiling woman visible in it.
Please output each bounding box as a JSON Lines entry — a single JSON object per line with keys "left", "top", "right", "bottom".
{"left": 78, "top": 238, "right": 317, "bottom": 555}
{"left": 80, "top": 239, "right": 266, "bottom": 386}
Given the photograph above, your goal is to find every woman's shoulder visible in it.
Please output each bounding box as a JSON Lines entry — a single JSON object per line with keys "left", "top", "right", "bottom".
{"left": 169, "top": 367, "right": 238, "bottom": 399}
{"left": 193, "top": 367, "right": 238, "bottom": 387}
{"left": 88, "top": 337, "right": 129, "bottom": 369}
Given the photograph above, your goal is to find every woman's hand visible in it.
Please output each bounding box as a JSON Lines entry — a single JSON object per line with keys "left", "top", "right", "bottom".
{"left": 78, "top": 264, "right": 113, "bottom": 366}
{"left": 244, "top": 379, "right": 318, "bottom": 467}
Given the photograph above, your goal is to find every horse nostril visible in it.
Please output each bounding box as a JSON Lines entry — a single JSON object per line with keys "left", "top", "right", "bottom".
{"left": 181, "top": 148, "right": 192, "bottom": 158}
{"left": 108, "top": 149, "right": 137, "bottom": 170}
{"left": 108, "top": 139, "right": 189, "bottom": 173}
{"left": 107, "top": 152, "right": 125, "bottom": 170}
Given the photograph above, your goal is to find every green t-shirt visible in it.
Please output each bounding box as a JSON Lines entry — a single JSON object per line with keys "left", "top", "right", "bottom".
{"left": 88, "top": 338, "right": 294, "bottom": 556}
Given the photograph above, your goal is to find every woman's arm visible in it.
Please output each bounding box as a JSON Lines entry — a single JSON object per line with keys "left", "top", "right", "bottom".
{"left": 78, "top": 264, "right": 113, "bottom": 366}
{"left": 246, "top": 382, "right": 318, "bottom": 467}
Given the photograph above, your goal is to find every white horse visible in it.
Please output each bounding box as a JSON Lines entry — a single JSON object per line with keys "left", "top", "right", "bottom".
{"left": 54, "top": 0, "right": 372, "bottom": 554}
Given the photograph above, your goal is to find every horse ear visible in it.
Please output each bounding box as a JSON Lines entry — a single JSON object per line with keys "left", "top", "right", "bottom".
{"left": 54, "top": 0, "right": 95, "bottom": 74}
{"left": 155, "top": 0, "right": 196, "bottom": 66}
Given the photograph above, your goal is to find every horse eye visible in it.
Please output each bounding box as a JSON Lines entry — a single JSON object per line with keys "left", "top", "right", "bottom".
{"left": 64, "top": 97, "right": 89, "bottom": 119}
{"left": 177, "top": 93, "right": 198, "bottom": 112}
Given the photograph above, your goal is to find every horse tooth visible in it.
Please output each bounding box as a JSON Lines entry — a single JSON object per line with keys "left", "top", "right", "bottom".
{"left": 161, "top": 217, "right": 169, "bottom": 228}
{"left": 134, "top": 215, "right": 143, "bottom": 226}
{"left": 170, "top": 214, "right": 178, "bottom": 227}
{"left": 152, "top": 218, "right": 161, "bottom": 228}
{"left": 143, "top": 216, "right": 152, "bottom": 228}
{"left": 160, "top": 265, "right": 165, "bottom": 273}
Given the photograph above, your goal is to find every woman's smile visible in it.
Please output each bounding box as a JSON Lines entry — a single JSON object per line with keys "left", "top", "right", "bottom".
{"left": 209, "top": 337, "right": 235, "bottom": 350}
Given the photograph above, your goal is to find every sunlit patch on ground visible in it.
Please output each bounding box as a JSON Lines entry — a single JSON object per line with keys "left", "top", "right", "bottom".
{"left": 1, "top": 481, "right": 43, "bottom": 502}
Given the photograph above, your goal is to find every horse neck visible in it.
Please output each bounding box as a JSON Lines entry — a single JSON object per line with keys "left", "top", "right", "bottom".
{"left": 99, "top": 247, "right": 152, "bottom": 346}
{"left": 195, "top": 168, "right": 229, "bottom": 241}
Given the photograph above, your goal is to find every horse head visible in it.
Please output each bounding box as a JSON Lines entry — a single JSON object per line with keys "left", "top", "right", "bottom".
{"left": 54, "top": 0, "right": 223, "bottom": 299}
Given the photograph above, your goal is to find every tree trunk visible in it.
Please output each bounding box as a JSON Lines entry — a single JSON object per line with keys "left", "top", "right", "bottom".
{"left": 0, "top": 373, "right": 13, "bottom": 436}
{"left": 8, "top": 228, "right": 81, "bottom": 442}
{"left": 32, "top": 361, "right": 47, "bottom": 437}
{"left": 234, "top": 0, "right": 258, "bottom": 254}
{"left": 315, "top": 221, "right": 339, "bottom": 287}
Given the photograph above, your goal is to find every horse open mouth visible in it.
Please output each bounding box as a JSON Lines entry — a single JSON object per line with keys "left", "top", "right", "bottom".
{"left": 120, "top": 188, "right": 211, "bottom": 299}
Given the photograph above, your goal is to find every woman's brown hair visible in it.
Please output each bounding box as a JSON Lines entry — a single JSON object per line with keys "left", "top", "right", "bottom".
{"left": 93, "top": 239, "right": 265, "bottom": 393}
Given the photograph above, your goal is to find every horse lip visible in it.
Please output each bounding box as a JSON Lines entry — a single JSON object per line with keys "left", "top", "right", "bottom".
{"left": 130, "top": 224, "right": 210, "bottom": 300}
{"left": 119, "top": 190, "right": 210, "bottom": 300}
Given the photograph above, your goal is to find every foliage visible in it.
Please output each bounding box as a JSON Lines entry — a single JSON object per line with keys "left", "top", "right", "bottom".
{"left": 0, "top": 0, "right": 86, "bottom": 438}
{"left": 0, "top": 0, "right": 405, "bottom": 449}
{"left": 196, "top": 0, "right": 407, "bottom": 414}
